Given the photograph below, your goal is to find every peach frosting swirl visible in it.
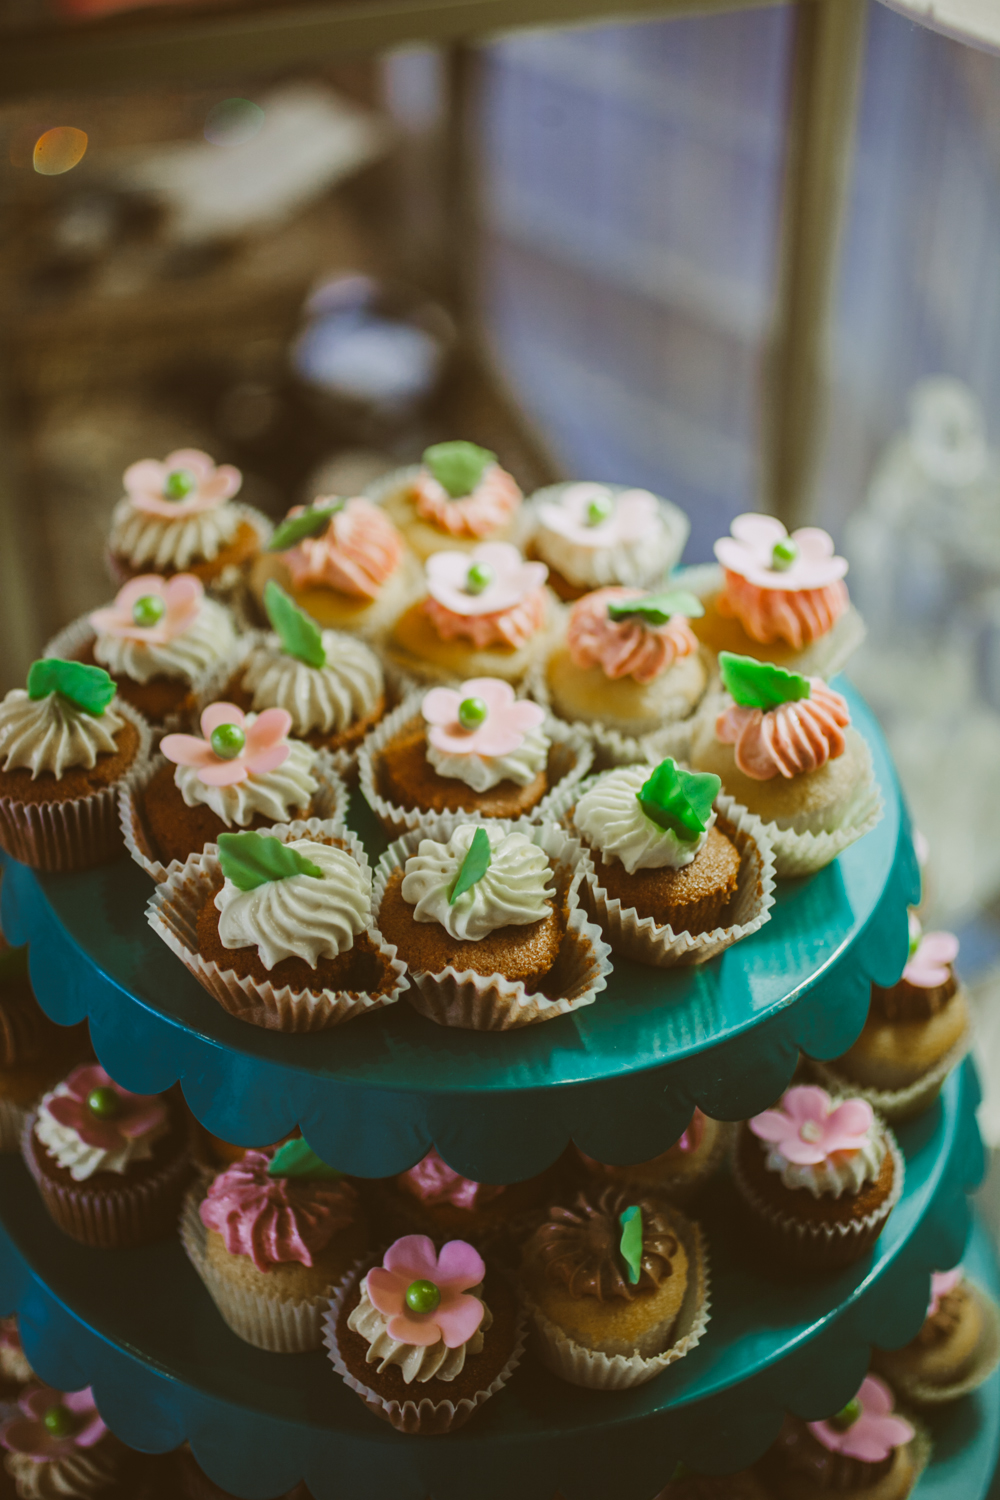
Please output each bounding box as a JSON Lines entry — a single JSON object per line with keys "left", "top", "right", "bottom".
{"left": 716, "top": 679, "right": 849, "bottom": 781}
{"left": 199, "top": 1148, "right": 358, "bottom": 1273}
{"left": 526, "top": 1186, "right": 679, "bottom": 1302}
{"left": 566, "top": 587, "right": 699, "bottom": 685}
{"left": 719, "top": 568, "right": 849, "bottom": 650}
{"left": 412, "top": 463, "right": 522, "bottom": 539}
{"left": 423, "top": 543, "right": 548, "bottom": 649}
{"left": 283, "top": 498, "right": 403, "bottom": 600}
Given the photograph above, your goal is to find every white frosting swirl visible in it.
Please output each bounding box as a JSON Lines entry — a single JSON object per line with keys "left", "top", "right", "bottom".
{"left": 93, "top": 598, "right": 237, "bottom": 684}
{"left": 214, "top": 839, "right": 370, "bottom": 969}
{"left": 573, "top": 764, "right": 713, "bottom": 874}
{"left": 535, "top": 483, "right": 677, "bottom": 590}
{"left": 240, "top": 632, "right": 383, "bottom": 737}
{"left": 108, "top": 495, "right": 240, "bottom": 570}
{"left": 426, "top": 723, "right": 549, "bottom": 792}
{"left": 401, "top": 824, "right": 555, "bottom": 941}
{"left": 0, "top": 691, "right": 125, "bottom": 780}
{"left": 173, "top": 726, "right": 317, "bottom": 827}
{"left": 6, "top": 1449, "right": 118, "bottom": 1500}
{"left": 35, "top": 1082, "right": 169, "bottom": 1182}
{"left": 762, "top": 1132, "right": 886, "bottom": 1200}
{"left": 348, "top": 1281, "right": 491, "bottom": 1384}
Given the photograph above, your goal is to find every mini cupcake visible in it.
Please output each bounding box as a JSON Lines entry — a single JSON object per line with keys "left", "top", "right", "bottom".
{"left": 0, "top": 660, "right": 151, "bottom": 872}
{"left": 325, "top": 1232, "right": 524, "bottom": 1433}
{"left": 733, "top": 1086, "right": 903, "bottom": 1271}
{"left": 253, "top": 494, "right": 420, "bottom": 639}
{"left": 371, "top": 442, "right": 524, "bottom": 560}
{"left": 364, "top": 1147, "right": 551, "bottom": 1250}
{"left": 575, "top": 1110, "right": 730, "bottom": 1204}
{"left": 520, "top": 1186, "right": 709, "bottom": 1389}
{"left": 181, "top": 1140, "right": 369, "bottom": 1352}
{"left": 875, "top": 1269, "right": 1000, "bottom": 1403}
{"left": 386, "top": 542, "right": 555, "bottom": 686}
{"left": 689, "top": 653, "right": 881, "bottom": 877}
{"left": 23, "top": 1064, "right": 193, "bottom": 1248}
{"left": 107, "top": 449, "right": 268, "bottom": 591}
{"left": 359, "top": 679, "right": 591, "bottom": 835}
{"left": 760, "top": 1375, "right": 927, "bottom": 1500}
{"left": 148, "top": 826, "right": 407, "bottom": 1031}
{"left": 1, "top": 1385, "right": 123, "bottom": 1499}
{"left": 529, "top": 482, "right": 689, "bottom": 601}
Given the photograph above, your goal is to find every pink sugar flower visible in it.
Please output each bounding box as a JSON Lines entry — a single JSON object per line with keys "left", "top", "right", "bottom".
{"left": 538, "top": 483, "right": 659, "bottom": 548}
{"left": 928, "top": 1268, "right": 963, "bottom": 1318}
{"left": 123, "top": 448, "right": 242, "bottom": 519}
{"left": 903, "top": 931, "right": 958, "bottom": 989}
{"left": 1, "top": 1385, "right": 106, "bottom": 1462}
{"left": 749, "top": 1086, "right": 874, "bottom": 1167}
{"left": 89, "top": 573, "right": 204, "bottom": 644}
{"left": 398, "top": 1148, "right": 504, "bottom": 1211}
{"left": 161, "top": 703, "right": 291, "bottom": 788}
{"left": 422, "top": 678, "right": 545, "bottom": 758}
{"left": 426, "top": 542, "right": 547, "bottom": 618}
{"left": 809, "top": 1375, "right": 914, "bottom": 1463}
{"left": 44, "top": 1065, "right": 166, "bottom": 1152}
{"left": 366, "top": 1234, "right": 486, "bottom": 1348}
{"left": 715, "top": 513, "right": 847, "bottom": 592}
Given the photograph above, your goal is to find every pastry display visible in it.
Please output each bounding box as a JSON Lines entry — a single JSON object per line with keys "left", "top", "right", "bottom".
{"left": 364, "top": 1146, "right": 551, "bottom": 1249}
{"left": 689, "top": 653, "right": 881, "bottom": 877}
{"left": 324, "top": 1232, "right": 524, "bottom": 1433}
{"left": 575, "top": 1109, "right": 729, "bottom": 1204}
{"left": 0, "top": 660, "right": 151, "bottom": 872}
{"left": 358, "top": 677, "right": 591, "bottom": 835}
{"left": 181, "top": 1140, "right": 369, "bottom": 1353}
{"left": 370, "top": 442, "right": 525, "bottom": 560}
{"left": 733, "top": 1085, "right": 903, "bottom": 1271}
{"left": 876, "top": 1268, "right": 1000, "bottom": 1404}
{"left": 1, "top": 1384, "right": 123, "bottom": 1499}
{"left": 528, "top": 481, "right": 689, "bottom": 601}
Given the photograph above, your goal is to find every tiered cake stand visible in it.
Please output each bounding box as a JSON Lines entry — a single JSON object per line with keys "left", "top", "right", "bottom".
{"left": 0, "top": 684, "right": 996, "bottom": 1499}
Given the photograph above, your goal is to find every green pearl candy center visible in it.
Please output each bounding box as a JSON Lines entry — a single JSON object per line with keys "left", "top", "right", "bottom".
{"left": 43, "top": 1404, "right": 76, "bottom": 1438}
{"left": 132, "top": 594, "right": 165, "bottom": 628}
{"left": 405, "top": 1279, "right": 441, "bottom": 1314}
{"left": 829, "top": 1398, "right": 861, "bottom": 1432}
{"left": 457, "top": 697, "right": 488, "bottom": 732}
{"left": 211, "top": 723, "right": 246, "bottom": 760}
{"left": 585, "top": 493, "right": 614, "bottom": 527}
{"left": 163, "top": 468, "right": 197, "bottom": 501}
{"left": 87, "top": 1086, "right": 120, "bottom": 1119}
{"left": 771, "top": 537, "right": 799, "bottom": 572}
{"left": 465, "top": 562, "right": 494, "bottom": 596}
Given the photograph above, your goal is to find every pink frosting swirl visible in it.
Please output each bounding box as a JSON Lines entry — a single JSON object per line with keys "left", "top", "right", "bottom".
{"left": 412, "top": 464, "right": 521, "bottom": 539}
{"left": 283, "top": 498, "right": 403, "bottom": 600}
{"left": 397, "top": 1147, "right": 505, "bottom": 1211}
{"left": 715, "top": 679, "right": 850, "bottom": 780}
{"left": 199, "top": 1148, "right": 359, "bottom": 1273}
{"left": 566, "top": 587, "right": 699, "bottom": 685}
{"left": 718, "top": 568, "right": 849, "bottom": 649}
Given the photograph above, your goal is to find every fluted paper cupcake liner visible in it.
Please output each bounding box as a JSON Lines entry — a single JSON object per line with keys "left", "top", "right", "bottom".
{"left": 0, "top": 701, "right": 153, "bottom": 874}
{"left": 147, "top": 825, "right": 407, "bottom": 1032}
{"left": 358, "top": 691, "right": 594, "bottom": 839}
{"left": 372, "top": 815, "right": 612, "bottom": 1029}
{"left": 322, "top": 1258, "right": 527, "bottom": 1434}
{"left": 805, "top": 1013, "right": 973, "bottom": 1125}
{"left": 875, "top": 1282, "right": 1000, "bottom": 1405}
{"left": 120, "top": 748, "right": 349, "bottom": 884}
{"left": 0, "top": 1096, "right": 27, "bottom": 1152}
{"left": 523, "top": 1208, "right": 710, "bottom": 1389}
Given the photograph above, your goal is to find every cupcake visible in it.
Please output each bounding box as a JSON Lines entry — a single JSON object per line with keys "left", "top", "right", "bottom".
{"left": 529, "top": 482, "right": 688, "bottom": 602}
{"left": 181, "top": 1140, "right": 369, "bottom": 1352}
{"left": 575, "top": 1110, "right": 729, "bottom": 1204}
{"left": 732, "top": 1085, "right": 903, "bottom": 1271}
{"left": 325, "top": 1232, "right": 524, "bottom": 1433}
{"left": 688, "top": 652, "right": 881, "bottom": 877}
{"left": 1, "top": 1385, "right": 123, "bottom": 1499}
{"left": 364, "top": 1147, "right": 551, "bottom": 1250}
{"left": 148, "top": 826, "right": 407, "bottom": 1031}
{"left": 359, "top": 678, "right": 591, "bottom": 835}
{"left": 106, "top": 449, "right": 268, "bottom": 591}
{"left": 519, "top": 1186, "right": 709, "bottom": 1388}
{"left": 0, "top": 660, "right": 150, "bottom": 872}
{"left": 371, "top": 442, "right": 524, "bottom": 560}
{"left": 253, "top": 494, "right": 419, "bottom": 639}
{"left": 173, "top": 1445, "right": 313, "bottom": 1500}
{"left": 23, "top": 1064, "right": 193, "bottom": 1248}
{"left": 875, "top": 1269, "right": 1000, "bottom": 1403}
{"left": 760, "top": 1375, "right": 927, "bottom": 1500}
{"left": 386, "top": 542, "right": 555, "bottom": 686}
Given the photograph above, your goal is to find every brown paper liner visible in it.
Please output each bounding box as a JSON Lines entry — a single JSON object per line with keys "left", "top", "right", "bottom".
{"left": 371, "top": 816, "right": 613, "bottom": 1029}
{"left": 805, "top": 1014, "right": 973, "bottom": 1124}
{"left": 119, "top": 749, "right": 349, "bottom": 884}
{"left": 146, "top": 824, "right": 408, "bottom": 1032}
{"left": 0, "top": 701, "right": 153, "bottom": 874}
{"left": 875, "top": 1282, "right": 1000, "bottom": 1405}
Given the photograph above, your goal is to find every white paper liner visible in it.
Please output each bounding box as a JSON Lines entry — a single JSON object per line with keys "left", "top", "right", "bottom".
{"left": 0, "top": 1095, "right": 27, "bottom": 1152}
{"left": 322, "top": 1257, "right": 527, "bottom": 1434}
{"left": 119, "top": 748, "right": 349, "bottom": 884}
{"left": 521, "top": 482, "right": 690, "bottom": 593}
{"left": 0, "top": 700, "right": 153, "bottom": 874}
{"left": 876, "top": 1282, "right": 1000, "bottom": 1406}
{"left": 545, "top": 777, "right": 776, "bottom": 968}
{"left": 357, "top": 691, "right": 594, "bottom": 838}
{"left": 180, "top": 1185, "right": 337, "bottom": 1352}
{"left": 524, "top": 1208, "right": 710, "bottom": 1389}
{"left": 146, "top": 824, "right": 408, "bottom": 1032}
{"left": 371, "top": 815, "right": 612, "bottom": 1029}
{"left": 805, "top": 1012, "right": 973, "bottom": 1124}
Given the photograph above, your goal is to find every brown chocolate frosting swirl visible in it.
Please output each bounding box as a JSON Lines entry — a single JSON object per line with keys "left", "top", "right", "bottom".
{"left": 526, "top": 1185, "right": 679, "bottom": 1301}
{"left": 870, "top": 970, "right": 956, "bottom": 1023}
{"left": 766, "top": 1416, "right": 894, "bottom": 1491}
{"left": 916, "top": 1284, "right": 968, "bottom": 1347}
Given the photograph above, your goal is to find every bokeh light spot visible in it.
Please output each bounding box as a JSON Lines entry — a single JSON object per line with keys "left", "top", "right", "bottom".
{"left": 33, "top": 127, "right": 88, "bottom": 176}
{"left": 204, "top": 99, "right": 265, "bottom": 147}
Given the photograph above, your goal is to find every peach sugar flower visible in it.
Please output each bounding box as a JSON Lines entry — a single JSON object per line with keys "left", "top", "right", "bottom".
{"left": 366, "top": 1234, "right": 486, "bottom": 1348}
{"left": 161, "top": 703, "right": 291, "bottom": 787}
{"left": 123, "top": 449, "right": 242, "bottom": 519}
{"left": 89, "top": 573, "right": 204, "bottom": 643}
{"left": 422, "top": 678, "right": 544, "bottom": 757}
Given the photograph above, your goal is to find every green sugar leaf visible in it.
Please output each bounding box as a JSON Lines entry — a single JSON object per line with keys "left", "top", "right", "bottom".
{"left": 606, "top": 589, "right": 705, "bottom": 627}
{"left": 263, "top": 580, "right": 326, "bottom": 669}
{"left": 619, "top": 1205, "right": 643, "bottom": 1285}
{"left": 424, "top": 441, "right": 496, "bottom": 499}
{"left": 267, "top": 1137, "right": 343, "bottom": 1180}
{"left": 27, "top": 659, "right": 116, "bottom": 717}
{"left": 637, "top": 758, "right": 719, "bottom": 842}
{"left": 268, "top": 500, "right": 343, "bottom": 554}
{"left": 448, "top": 825, "right": 492, "bottom": 905}
{"left": 718, "top": 652, "right": 811, "bottom": 710}
{"left": 217, "top": 831, "right": 325, "bottom": 893}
